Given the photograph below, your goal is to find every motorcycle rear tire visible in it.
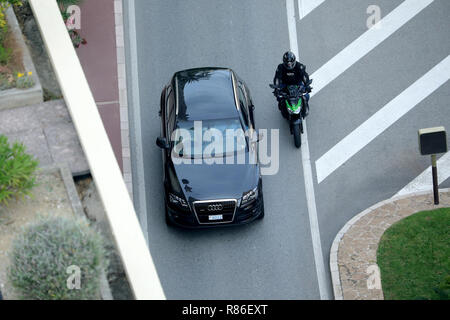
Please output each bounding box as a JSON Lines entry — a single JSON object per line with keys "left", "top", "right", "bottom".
{"left": 293, "top": 124, "right": 301, "bottom": 148}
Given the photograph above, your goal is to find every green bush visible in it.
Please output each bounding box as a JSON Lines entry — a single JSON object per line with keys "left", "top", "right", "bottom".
{"left": 0, "top": 4, "right": 9, "bottom": 56}
{"left": 0, "top": 44, "right": 11, "bottom": 64}
{"left": 0, "top": 135, "right": 39, "bottom": 206}
{"left": 8, "top": 216, "right": 108, "bottom": 300}
{"left": 0, "top": 0, "right": 23, "bottom": 7}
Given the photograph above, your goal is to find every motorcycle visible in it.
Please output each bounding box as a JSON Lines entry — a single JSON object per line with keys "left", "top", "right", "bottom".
{"left": 270, "top": 79, "right": 312, "bottom": 148}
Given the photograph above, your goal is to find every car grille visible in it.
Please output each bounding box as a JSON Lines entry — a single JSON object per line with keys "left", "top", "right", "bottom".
{"left": 193, "top": 200, "right": 236, "bottom": 224}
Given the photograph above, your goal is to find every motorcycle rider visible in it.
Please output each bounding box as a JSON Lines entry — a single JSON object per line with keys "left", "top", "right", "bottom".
{"left": 273, "top": 51, "right": 312, "bottom": 119}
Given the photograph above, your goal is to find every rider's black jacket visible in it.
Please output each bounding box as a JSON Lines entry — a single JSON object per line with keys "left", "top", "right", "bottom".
{"left": 273, "top": 61, "right": 310, "bottom": 88}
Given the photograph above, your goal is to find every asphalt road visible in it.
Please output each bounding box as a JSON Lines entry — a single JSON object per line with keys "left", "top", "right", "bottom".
{"left": 124, "top": 0, "right": 450, "bottom": 299}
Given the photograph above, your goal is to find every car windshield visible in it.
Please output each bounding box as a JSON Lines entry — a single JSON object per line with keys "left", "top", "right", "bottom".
{"left": 171, "top": 118, "right": 247, "bottom": 159}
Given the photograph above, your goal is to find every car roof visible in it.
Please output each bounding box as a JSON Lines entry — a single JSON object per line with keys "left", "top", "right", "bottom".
{"left": 174, "top": 67, "right": 239, "bottom": 121}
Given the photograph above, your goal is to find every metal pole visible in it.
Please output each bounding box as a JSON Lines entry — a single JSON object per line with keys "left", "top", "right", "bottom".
{"left": 431, "top": 154, "right": 439, "bottom": 205}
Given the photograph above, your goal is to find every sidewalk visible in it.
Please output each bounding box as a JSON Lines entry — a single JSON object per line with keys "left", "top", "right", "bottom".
{"left": 330, "top": 189, "right": 450, "bottom": 300}
{"left": 75, "top": 0, "right": 132, "bottom": 194}
{"left": 0, "top": 100, "right": 89, "bottom": 176}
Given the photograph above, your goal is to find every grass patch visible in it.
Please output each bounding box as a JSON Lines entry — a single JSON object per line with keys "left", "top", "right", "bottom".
{"left": 377, "top": 207, "right": 450, "bottom": 300}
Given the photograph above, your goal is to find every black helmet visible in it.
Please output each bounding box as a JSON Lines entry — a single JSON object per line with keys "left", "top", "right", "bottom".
{"left": 283, "top": 51, "right": 296, "bottom": 70}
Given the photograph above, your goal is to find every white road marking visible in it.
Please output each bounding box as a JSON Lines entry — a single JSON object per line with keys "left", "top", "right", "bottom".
{"left": 310, "top": 0, "right": 434, "bottom": 97}
{"left": 395, "top": 152, "right": 450, "bottom": 197}
{"left": 286, "top": 0, "right": 331, "bottom": 300}
{"left": 316, "top": 55, "right": 450, "bottom": 184}
{"left": 298, "top": 0, "right": 326, "bottom": 20}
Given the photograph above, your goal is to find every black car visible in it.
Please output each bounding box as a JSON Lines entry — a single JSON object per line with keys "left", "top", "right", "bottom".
{"left": 156, "top": 67, "right": 264, "bottom": 227}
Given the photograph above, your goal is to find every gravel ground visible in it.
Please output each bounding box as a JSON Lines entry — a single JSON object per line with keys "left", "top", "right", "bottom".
{"left": 0, "top": 170, "right": 75, "bottom": 299}
{"left": 0, "top": 170, "right": 133, "bottom": 300}
{"left": 75, "top": 175, "right": 134, "bottom": 300}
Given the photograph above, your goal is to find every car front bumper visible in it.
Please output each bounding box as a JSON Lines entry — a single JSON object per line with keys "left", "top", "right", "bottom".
{"left": 166, "top": 194, "right": 264, "bottom": 228}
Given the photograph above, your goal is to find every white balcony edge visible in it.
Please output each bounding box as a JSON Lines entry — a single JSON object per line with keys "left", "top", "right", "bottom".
{"left": 28, "top": 0, "right": 165, "bottom": 300}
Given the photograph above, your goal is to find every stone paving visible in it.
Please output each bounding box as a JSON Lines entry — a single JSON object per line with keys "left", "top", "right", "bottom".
{"left": 0, "top": 100, "right": 89, "bottom": 175}
{"left": 330, "top": 189, "right": 450, "bottom": 300}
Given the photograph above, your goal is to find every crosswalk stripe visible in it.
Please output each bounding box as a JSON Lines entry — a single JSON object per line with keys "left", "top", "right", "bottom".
{"left": 298, "top": 0, "right": 326, "bottom": 20}
{"left": 315, "top": 55, "right": 450, "bottom": 184}
{"left": 395, "top": 152, "right": 450, "bottom": 197}
{"left": 310, "top": 0, "right": 434, "bottom": 97}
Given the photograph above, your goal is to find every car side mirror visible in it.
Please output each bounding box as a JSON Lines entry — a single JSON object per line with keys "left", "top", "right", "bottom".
{"left": 156, "top": 137, "right": 170, "bottom": 149}
{"left": 257, "top": 132, "right": 264, "bottom": 142}
{"left": 250, "top": 131, "right": 264, "bottom": 143}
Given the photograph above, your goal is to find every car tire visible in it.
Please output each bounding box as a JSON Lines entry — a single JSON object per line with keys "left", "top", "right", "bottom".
{"left": 257, "top": 194, "right": 265, "bottom": 220}
{"left": 293, "top": 124, "right": 301, "bottom": 148}
{"left": 165, "top": 205, "right": 174, "bottom": 226}
{"left": 258, "top": 206, "right": 265, "bottom": 220}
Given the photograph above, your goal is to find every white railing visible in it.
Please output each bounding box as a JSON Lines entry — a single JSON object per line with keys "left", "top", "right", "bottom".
{"left": 28, "top": 0, "right": 165, "bottom": 300}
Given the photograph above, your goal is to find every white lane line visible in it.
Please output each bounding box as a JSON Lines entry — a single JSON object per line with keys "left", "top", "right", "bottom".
{"left": 298, "top": 0, "right": 326, "bottom": 20}
{"left": 286, "top": 0, "right": 331, "bottom": 300}
{"left": 310, "top": 0, "right": 434, "bottom": 97}
{"left": 126, "top": 0, "right": 149, "bottom": 242}
{"left": 395, "top": 152, "right": 450, "bottom": 197}
{"left": 316, "top": 55, "right": 450, "bottom": 184}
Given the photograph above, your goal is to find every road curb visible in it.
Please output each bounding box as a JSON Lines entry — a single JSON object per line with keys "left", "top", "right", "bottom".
{"left": 114, "top": 0, "right": 133, "bottom": 199}
{"left": 0, "top": 7, "right": 43, "bottom": 111}
{"left": 330, "top": 188, "right": 450, "bottom": 300}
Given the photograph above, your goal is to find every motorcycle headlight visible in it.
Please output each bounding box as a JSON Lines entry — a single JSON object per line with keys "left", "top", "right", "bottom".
{"left": 241, "top": 187, "right": 258, "bottom": 206}
{"left": 169, "top": 192, "right": 188, "bottom": 208}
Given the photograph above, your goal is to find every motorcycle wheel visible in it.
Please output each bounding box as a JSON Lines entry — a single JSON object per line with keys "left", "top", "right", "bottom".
{"left": 293, "top": 124, "right": 301, "bottom": 148}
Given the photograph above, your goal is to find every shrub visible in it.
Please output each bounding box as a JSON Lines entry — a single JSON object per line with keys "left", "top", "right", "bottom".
{"left": 0, "top": 135, "right": 38, "bottom": 206}
{"left": 0, "top": 43, "right": 11, "bottom": 64}
{"left": 58, "top": 0, "right": 82, "bottom": 7}
{"left": 0, "top": 0, "right": 23, "bottom": 7}
{"left": 8, "top": 216, "right": 108, "bottom": 300}
{"left": 0, "top": 5, "right": 9, "bottom": 63}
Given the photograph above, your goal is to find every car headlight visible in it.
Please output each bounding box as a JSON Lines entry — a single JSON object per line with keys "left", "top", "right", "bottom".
{"left": 241, "top": 187, "right": 258, "bottom": 206}
{"left": 169, "top": 192, "right": 189, "bottom": 208}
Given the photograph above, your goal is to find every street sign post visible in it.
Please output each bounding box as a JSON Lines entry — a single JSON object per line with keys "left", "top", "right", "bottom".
{"left": 418, "top": 127, "right": 447, "bottom": 204}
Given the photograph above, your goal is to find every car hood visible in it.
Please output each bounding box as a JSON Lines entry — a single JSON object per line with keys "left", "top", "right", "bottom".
{"left": 172, "top": 153, "right": 260, "bottom": 203}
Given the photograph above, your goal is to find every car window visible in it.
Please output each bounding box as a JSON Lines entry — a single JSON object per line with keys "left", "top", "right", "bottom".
{"left": 165, "top": 87, "right": 174, "bottom": 119}
{"left": 166, "top": 88, "right": 175, "bottom": 134}
{"left": 244, "top": 84, "right": 253, "bottom": 107}
{"left": 238, "top": 86, "right": 249, "bottom": 128}
{"left": 173, "top": 118, "right": 247, "bottom": 159}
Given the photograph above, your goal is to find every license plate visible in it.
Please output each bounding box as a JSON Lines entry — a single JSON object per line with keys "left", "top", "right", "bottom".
{"left": 208, "top": 214, "right": 223, "bottom": 221}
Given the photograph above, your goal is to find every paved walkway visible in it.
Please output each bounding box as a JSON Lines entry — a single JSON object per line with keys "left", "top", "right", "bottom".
{"left": 330, "top": 189, "right": 450, "bottom": 300}
{"left": 76, "top": 0, "right": 121, "bottom": 170}
{"left": 0, "top": 100, "right": 89, "bottom": 176}
{"left": 75, "top": 0, "right": 132, "bottom": 194}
